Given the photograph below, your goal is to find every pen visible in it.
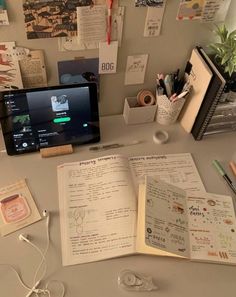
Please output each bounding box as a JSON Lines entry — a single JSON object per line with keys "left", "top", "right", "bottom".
{"left": 156, "top": 86, "right": 164, "bottom": 96}
{"left": 89, "top": 140, "right": 142, "bottom": 151}
{"left": 212, "top": 160, "right": 236, "bottom": 195}
{"left": 172, "top": 69, "right": 179, "bottom": 93}
{"left": 169, "top": 93, "right": 177, "bottom": 101}
{"left": 164, "top": 74, "right": 172, "bottom": 97}
{"left": 158, "top": 78, "right": 167, "bottom": 96}
{"left": 176, "top": 90, "right": 189, "bottom": 99}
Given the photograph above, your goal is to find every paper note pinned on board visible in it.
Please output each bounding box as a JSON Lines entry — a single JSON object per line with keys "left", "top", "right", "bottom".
{"left": 201, "top": 0, "right": 231, "bottom": 23}
{"left": 99, "top": 41, "right": 118, "bottom": 74}
{"left": 144, "top": 1, "right": 166, "bottom": 37}
{"left": 77, "top": 5, "right": 107, "bottom": 47}
{"left": 19, "top": 50, "right": 47, "bottom": 88}
{"left": 58, "top": 6, "right": 125, "bottom": 51}
{"left": 124, "top": 54, "right": 149, "bottom": 85}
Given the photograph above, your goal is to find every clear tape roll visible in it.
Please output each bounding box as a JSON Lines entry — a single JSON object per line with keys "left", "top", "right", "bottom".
{"left": 153, "top": 130, "right": 169, "bottom": 144}
{"left": 137, "top": 90, "right": 155, "bottom": 106}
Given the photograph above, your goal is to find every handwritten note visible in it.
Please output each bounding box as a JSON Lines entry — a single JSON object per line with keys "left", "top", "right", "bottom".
{"left": 124, "top": 54, "right": 149, "bottom": 85}
{"left": 77, "top": 5, "right": 106, "bottom": 46}
{"left": 201, "top": 0, "right": 231, "bottom": 23}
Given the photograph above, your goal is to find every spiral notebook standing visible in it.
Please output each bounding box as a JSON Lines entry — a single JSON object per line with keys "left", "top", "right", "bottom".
{"left": 191, "top": 47, "right": 226, "bottom": 140}
{"left": 179, "top": 48, "right": 213, "bottom": 133}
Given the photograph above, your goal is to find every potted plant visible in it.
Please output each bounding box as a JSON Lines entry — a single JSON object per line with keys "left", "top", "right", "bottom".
{"left": 208, "top": 24, "right": 236, "bottom": 94}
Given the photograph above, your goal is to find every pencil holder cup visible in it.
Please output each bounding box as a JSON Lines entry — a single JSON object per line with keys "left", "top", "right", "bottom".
{"left": 155, "top": 95, "right": 186, "bottom": 125}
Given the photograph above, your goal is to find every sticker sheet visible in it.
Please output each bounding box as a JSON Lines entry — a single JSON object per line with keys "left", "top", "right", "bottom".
{"left": 176, "top": 0, "right": 205, "bottom": 20}
{"left": 0, "top": 179, "right": 41, "bottom": 236}
{"left": 187, "top": 192, "right": 236, "bottom": 264}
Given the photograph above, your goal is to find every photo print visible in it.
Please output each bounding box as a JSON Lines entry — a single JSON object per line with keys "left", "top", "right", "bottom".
{"left": 23, "top": 0, "right": 94, "bottom": 39}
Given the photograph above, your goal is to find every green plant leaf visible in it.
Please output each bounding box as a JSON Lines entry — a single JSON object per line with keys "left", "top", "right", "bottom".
{"left": 221, "top": 52, "right": 231, "bottom": 65}
{"left": 209, "top": 24, "right": 236, "bottom": 76}
{"left": 228, "top": 29, "right": 236, "bottom": 39}
{"left": 228, "top": 63, "right": 234, "bottom": 77}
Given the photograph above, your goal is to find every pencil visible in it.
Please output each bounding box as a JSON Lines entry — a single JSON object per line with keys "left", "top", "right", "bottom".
{"left": 212, "top": 160, "right": 236, "bottom": 195}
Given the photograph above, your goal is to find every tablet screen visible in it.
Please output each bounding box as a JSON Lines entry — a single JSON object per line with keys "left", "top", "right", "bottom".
{"left": 0, "top": 83, "right": 100, "bottom": 155}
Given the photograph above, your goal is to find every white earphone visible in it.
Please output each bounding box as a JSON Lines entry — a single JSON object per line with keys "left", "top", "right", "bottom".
{"left": 18, "top": 210, "right": 50, "bottom": 244}
{"left": 18, "top": 234, "right": 30, "bottom": 243}
{"left": 42, "top": 210, "right": 48, "bottom": 217}
{"left": 2, "top": 210, "right": 64, "bottom": 297}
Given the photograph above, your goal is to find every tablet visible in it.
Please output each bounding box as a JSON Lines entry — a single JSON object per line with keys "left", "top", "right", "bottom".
{"left": 0, "top": 83, "right": 100, "bottom": 155}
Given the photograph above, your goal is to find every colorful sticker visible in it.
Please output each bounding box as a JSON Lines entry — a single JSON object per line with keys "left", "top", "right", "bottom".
{"left": 0, "top": 194, "right": 30, "bottom": 223}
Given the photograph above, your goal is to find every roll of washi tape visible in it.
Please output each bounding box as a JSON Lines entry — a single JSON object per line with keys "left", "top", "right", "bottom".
{"left": 153, "top": 130, "right": 169, "bottom": 144}
{"left": 137, "top": 90, "right": 155, "bottom": 106}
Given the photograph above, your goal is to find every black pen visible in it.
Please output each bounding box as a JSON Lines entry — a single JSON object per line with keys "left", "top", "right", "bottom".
{"left": 159, "top": 78, "right": 168, "bottom": 96}
{"left": 212, "top": 160, "right": 236, "bottom": 195}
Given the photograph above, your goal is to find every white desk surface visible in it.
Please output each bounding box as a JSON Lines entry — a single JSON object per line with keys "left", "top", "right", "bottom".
{"left": 0, "top": 115, "right": 236, "bottom": 297}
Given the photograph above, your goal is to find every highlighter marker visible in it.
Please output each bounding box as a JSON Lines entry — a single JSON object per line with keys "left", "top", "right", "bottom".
{"left": 212, "top": 160, "right": 236, "bottom": 195}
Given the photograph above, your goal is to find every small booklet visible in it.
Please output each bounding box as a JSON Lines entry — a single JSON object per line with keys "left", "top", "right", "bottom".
{"left": 137, "top": 176, "right": 236, "bottom": 265}
{"left": 57, "top": 153, "right": 206, "bottom": 266}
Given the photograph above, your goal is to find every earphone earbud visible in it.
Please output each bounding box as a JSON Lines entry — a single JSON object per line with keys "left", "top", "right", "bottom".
{"left": 19, "top": 234, "right": 30, "bottom": 243}
{"left": 42, "top": 210, "right": 48, "bottom": 217}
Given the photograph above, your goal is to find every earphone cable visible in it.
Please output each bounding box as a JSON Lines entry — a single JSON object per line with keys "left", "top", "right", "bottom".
{"left": 33, "top": 215, "right": 50, "bottom": 285}
{"left": 0, "top": 264, "right": 32, "bottom": 291}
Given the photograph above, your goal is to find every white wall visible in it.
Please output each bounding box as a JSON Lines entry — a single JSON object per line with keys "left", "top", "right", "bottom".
{"left": 0, "top": 0, "right": 235, "bottom": 115}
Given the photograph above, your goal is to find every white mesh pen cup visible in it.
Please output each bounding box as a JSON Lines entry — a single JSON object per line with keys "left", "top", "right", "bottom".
{"left": 156, "top": 95, "right": 186, "bottom": 125}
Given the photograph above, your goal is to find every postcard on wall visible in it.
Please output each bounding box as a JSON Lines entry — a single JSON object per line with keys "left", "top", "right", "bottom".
{"left": 58, "top": 58, "right": 99, "bottom": 97}
{"left": 176, "top": 0, "right": 205, "bottom": 20}
{"left": 22, "top": 0, "right": 95, "bottom": 39}
{"left": 135, "top": 0, "right": 165, "bottom": 7}
{"left": 0, "top": 42, "right": 23, "bottom": 91}
{"left": 99, "top": 41, "right": 118, "bottom": 74}
{"left": 201, "top": 0, "right": 231, "bottom": 23}
{"left": 19, "top": 50, "right": 47, "bottom": 88}
{"left": 143, "top": 2, "right": 166, "bottom": 37}
{"left": 0, "top": 179, "right": 41, "bottom": 236}
{"left": 124, "top": 54, "right": 149, "bottom": 85}
{"left": 0, "top": 0, "right": 9, "bottom": 25}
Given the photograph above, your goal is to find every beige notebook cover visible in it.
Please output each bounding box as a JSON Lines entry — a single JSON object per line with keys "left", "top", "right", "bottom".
{"left": 179, "top": 48, "right": 213, "bottom": 133}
